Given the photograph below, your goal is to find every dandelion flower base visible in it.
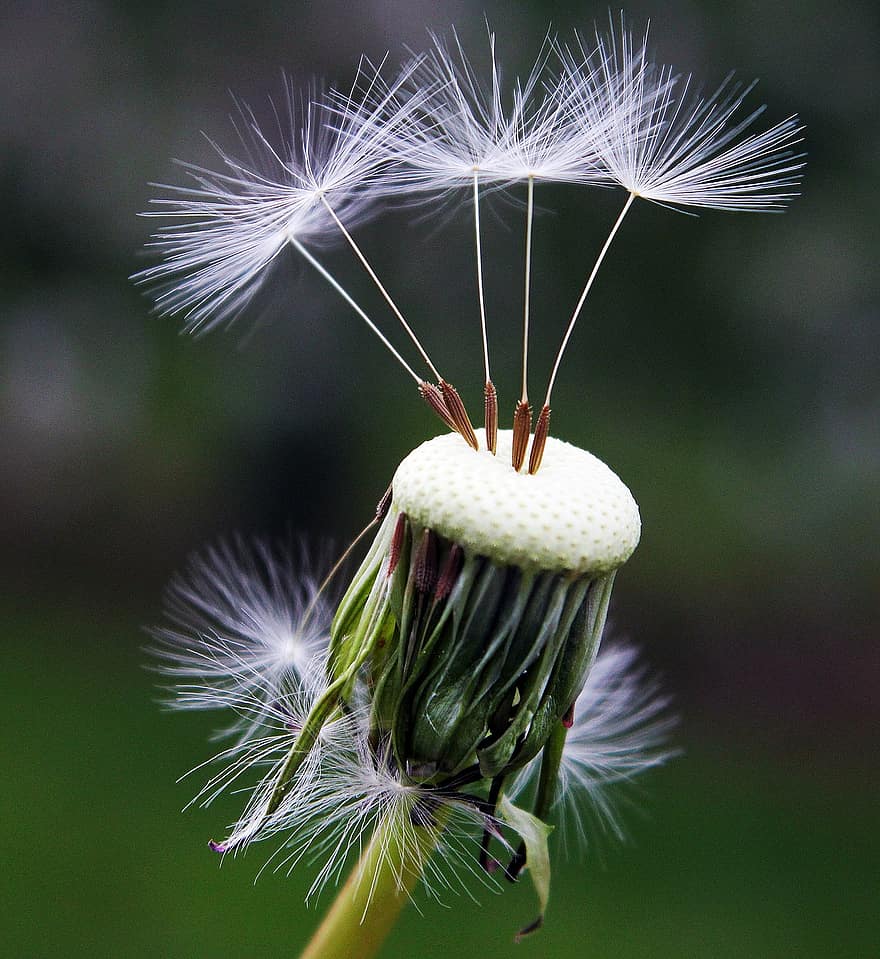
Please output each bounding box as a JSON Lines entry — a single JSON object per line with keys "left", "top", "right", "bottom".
{"left": 327, "top": 432, "right": 641, "bottom": 784}
{"left": 392, "top": 429, "right": 640, "bottom": 574}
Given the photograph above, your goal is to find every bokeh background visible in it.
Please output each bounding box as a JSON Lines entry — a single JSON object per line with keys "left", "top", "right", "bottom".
{"left": 2, "top": 1, "right": 878, "bottom": 956}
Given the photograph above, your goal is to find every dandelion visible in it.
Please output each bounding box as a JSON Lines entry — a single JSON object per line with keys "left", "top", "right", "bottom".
{"left": 139, "top": 16, "right": 802, "bottom": 958}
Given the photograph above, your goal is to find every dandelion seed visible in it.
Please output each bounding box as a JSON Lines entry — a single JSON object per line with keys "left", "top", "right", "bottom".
{"left": 135, "top": 62, "right": 438, "bottom": 391}
{"left": 387, "top": 29, "right": 614, "bottom": 458}
{"left": 532, "top": 14, "right": 805, "bottom": 466}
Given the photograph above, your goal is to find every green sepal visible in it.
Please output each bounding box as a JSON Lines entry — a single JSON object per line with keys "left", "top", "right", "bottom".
{"left": 499, "top": 795, "right": 554, "bottom": 940}
{"left": 402, "top": 557, "right": 513, "bottom": 767}
{"left": 477, "top": 574, "right": 590, "bottom": 777}
{"left": 332, "top": 515, "right": 619, "bottom": 790}
{"left": 510, "top": 571, "right": 615, "bottom": 770}
{"left": 330, "top": 508, "right": 398, "bottom": 678}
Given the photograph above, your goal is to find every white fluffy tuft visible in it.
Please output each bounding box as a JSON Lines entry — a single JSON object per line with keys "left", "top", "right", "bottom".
{"left": 246, "top": 707, "right": 503, "bottom": 904}
{"left": 134, "top": 60, "right": 423, "bottom": 331}
{"left": 384, "top": 29, "right": 610, "bottom": 194}
{"left": 150, "top": 536, "right": 331, "bottom": 738}
{"left": 558, "top": 15, "right": 805, "bottom": 211}
{"left": 512, "top": 642, "right": 678, "bottom": 846}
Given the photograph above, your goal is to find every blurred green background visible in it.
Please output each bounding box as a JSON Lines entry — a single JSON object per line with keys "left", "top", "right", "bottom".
{"left": 1, "top": 1, "right": 878, "bottom": 956}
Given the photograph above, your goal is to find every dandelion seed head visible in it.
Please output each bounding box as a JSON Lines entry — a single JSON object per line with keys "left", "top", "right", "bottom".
{"left": 391, "top": 429, "right": 640, "bottom": 573}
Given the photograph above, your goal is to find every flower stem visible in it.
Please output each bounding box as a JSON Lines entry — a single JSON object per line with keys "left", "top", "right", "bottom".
{"left": 298, "top": 811, "right": 444, "bottom": 959}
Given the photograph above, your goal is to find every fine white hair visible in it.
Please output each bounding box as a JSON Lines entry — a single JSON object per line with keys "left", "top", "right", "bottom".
{"left": 134, "top": 58, "right": 425, "bottom": 331}
{"left": 557, "top": 14, "right": 804, "bottom": 211}
{"left": 150, "top": 535, "right": 332, "bottom": 739}
{"left": 511, "top": 642, "right": 678, "bottom": 847}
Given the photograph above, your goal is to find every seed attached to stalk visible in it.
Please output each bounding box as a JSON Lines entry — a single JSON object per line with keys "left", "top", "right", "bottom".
{"left": 418, "top": 381, "right": 457, "bottom": 432}
{"left": 412, "top": 528, "right": 439, "bottom": 595}
{"left": 484, "top": 380, "right": 498, "bottom": 454}
{"left": 528, "top": 404, "right": 552, "bottom": 474}
{"left": 434, "top": 542, "right": 463, "bottom": 602}
{"left": 375, "top": 485, "right": 393, "bottom": 520}
{"left": 387, "top": 512, "right": 408, "bottom": 577}
{"left": 439, "top": 380, "right": 479, "bottom": 449}
{"left": 511, "top": 400, "right": 533, "bottom": 471}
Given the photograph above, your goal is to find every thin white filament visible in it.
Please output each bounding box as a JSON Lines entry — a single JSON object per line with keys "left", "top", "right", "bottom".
{"left": 289, "top": 238, "right": 421, "bottom": 384}
{"left": 544, "top": 191, "right": 635, "bottom": 406}
{"left": 521, "top": 174, "right": 535, "bottom": 403}
{"left": 320, "top": 196, "right": 442, "bottom": 381}
{"left": 299, "top": 512, "right": 381, "bottom": 632}
{"left": 472, "top": 171, "right": 490, "bottom": 383}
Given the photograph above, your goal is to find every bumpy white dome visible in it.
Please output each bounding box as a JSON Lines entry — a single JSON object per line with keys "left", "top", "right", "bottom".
{"left": 392, "top": 429, "right": 640, "bottom": 574}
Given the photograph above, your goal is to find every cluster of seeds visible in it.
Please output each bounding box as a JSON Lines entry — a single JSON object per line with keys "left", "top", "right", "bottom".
{"left": 138, "top": 17, "right": 802, "bottom": 473}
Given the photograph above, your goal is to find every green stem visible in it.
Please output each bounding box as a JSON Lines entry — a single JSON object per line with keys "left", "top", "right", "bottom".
{"left": 298, "top": 810, "right": 444, "bottom": 959}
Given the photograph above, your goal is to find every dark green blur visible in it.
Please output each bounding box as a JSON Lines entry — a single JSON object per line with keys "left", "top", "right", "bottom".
{"left": 1, "top": 2, "right": 877, "bottom": 956}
